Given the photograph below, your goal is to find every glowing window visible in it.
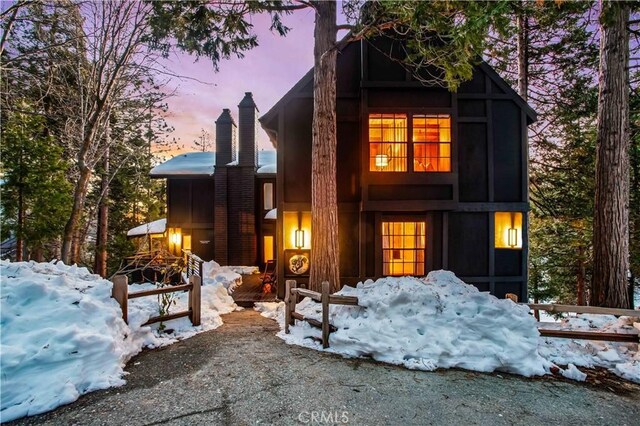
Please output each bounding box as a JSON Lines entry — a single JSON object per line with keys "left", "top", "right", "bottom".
{"left": 182, "top": 234, "right": 192, "bottom": 251}
{"left": 382, "top": 221, "right": 426, "bottom": 276}
{"left": 495, "top": 212, "right": 523, "bottom": 249}
{"left": 263, "top": 235, "right": 274, "bottom": 263}
{"left": 413, "top": 114, "right": 451, "bottom": 172}
{"left": 263, "top": 183, "right": 273, "bottom": 210}
{"left": 369, "top": 114, "right": 407, "bottom": 172}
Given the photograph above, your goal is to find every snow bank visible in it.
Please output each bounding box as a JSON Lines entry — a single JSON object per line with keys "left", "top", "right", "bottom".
{"left": 0, "top": 260, "right": 239, "bottom": 421}
{"left": 538, "top": 314, "right": 640, "bottom": 383}
{"left": 0, "top": 261, "right": 136, "bottom": 421}
{"left": 275, "top": 272, "right": 550, "bottom": 377}
{"left": 202, "top": 260, "right": 259, "bottom": 294}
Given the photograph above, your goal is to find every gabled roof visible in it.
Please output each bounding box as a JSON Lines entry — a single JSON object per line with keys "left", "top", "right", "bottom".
{"left": 260, "top": 38, "right": 537, "bottom": 136}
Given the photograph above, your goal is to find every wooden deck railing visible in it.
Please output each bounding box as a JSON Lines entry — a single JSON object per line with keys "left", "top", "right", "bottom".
{"left": 112, "top": 275, "right": 201, "bottom": 327}
{"left": 284, "top": 280, "right": 359, "bottom": 348}
{"left": 182, "top": 249, "right": 204, "bottom": 279}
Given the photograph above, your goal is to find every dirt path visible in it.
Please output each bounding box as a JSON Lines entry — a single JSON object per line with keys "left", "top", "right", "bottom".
{"left": 11, "top": 310, "right": 640, "bottom": 426}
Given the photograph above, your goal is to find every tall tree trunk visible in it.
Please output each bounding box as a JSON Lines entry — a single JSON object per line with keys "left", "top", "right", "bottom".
{"left": 576, "top": 245, "right": 586, "bottom": 306}
{"left": 592, "top": 1, "right": 630, "bottom": 308}
{"left": 61, "top": 166, "right": 92, "bottom": 264}
{"left": 516, "top": 3, "right": 529, "bottom": 101}
{"left": 16, "top": 181, "right": 24, "bottom": 261}
{"left": 94, "top": 145, "right": 109, "bottom": 277}
{"left": 309, "top": 0, "right": 340, "bottom": 293}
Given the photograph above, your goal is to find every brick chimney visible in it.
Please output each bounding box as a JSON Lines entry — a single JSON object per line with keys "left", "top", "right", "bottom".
{"left": 215, "top": 108, "right": 236, "bottom": 166}
{"left": 238, "top": 92, "right": 258, "bottom": 167}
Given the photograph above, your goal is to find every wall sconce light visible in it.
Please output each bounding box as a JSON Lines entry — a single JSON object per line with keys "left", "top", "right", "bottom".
{"left": 508, "top": 227, "right": 518, "bottom": 248}
{"left": 295, "top": 229, "right": 305, "bottom": 249}
{"left": 375, "top": 154, "right": 389, "bottom": 168}
{"left": 170, "top": 231, "right": 181, "bottom": 246}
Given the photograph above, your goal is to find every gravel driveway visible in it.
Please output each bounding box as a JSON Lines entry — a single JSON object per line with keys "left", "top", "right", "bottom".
{"left": 10, "top": 310, "right": 640, "bottom": 426}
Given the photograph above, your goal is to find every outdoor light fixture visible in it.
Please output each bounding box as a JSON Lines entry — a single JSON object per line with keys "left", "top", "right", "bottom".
{"left": 375, "top": 154, "right": 389, "bottom": 168}
{"left": 508, "top": 227, "right": 518, "bottom": 248}
{"left": 295, "top": 229, "right": 305, "bottom": 249}
{"left": 170, "top": 231, "right": 181, "bottom": 246}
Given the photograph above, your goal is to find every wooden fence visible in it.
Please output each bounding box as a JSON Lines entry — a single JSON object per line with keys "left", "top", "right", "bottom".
{"left": 284, "top": 280, "right": 359, "bottom": 348}
{"left": 112, "top": 275, "right": 201, "bottom": 327}
{"left": 525, "top": 303, "right": 640, "bottom": 343}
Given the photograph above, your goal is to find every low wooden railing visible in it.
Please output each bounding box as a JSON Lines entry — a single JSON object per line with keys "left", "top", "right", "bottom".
{"left": 523, "top": 302, "right": 640, "bottom": 343}
{"left": 112, "top": 275, "right": 201, "bottom": 327}
{"left": 284, "top": 280, "right": 359, "bottom": 348}
{"left": 182, "top": 250, "right": 204, "bottom": 279}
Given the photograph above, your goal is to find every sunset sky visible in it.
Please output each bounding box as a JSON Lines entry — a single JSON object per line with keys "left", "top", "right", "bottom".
{"left": 158, "top": 9, "right": 348, "bottom": 155}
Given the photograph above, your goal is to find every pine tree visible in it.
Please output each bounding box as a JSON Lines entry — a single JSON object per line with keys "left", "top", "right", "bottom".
{"left": 0, "top": 101, "right": 72, "bottom": 260}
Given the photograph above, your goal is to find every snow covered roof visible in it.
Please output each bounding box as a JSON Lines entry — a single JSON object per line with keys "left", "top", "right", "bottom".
{"left": 257, "top": 163, "right": 276, "bottom": 174}
{"left": 264, "top": 208, "right": 276, "bottom": 220}
{"left": 127, "top": 218, "right": 166, "bottom": 237}
{"left": 150, "top": 152, "right": 215, "bottom": 177}
{"left": 150, "top": 150, "right": 276, "bottom": 177}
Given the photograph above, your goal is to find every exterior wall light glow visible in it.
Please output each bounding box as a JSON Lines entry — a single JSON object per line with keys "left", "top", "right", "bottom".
{"left": 508, "top": 227, "right": 518, "bottom": 248}
{"left": 170, "top": 231, "right": 181, "bottom": 246}
{"left": 295, "top": 229, "right": 305, "bottom": 249}
{"left": 494, "top": 212, "right": 523, "bottom": 249}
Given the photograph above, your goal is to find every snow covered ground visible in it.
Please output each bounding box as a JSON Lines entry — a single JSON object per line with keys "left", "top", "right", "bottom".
{"left": 201, "top": 260, "right": 259, "bottom": 294}
{"left": 256, "top": 271, "right": 640, "bottom": 384}
{"left": 0, "top": 260, "right": 239, "bottom": 422}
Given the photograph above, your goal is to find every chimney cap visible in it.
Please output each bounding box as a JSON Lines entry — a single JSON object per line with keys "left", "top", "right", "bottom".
{"left": 215, "top": 108, "right": 236, "bottom": 125}
{"left": 238, "top": 92, "right": 258, "bottom": 111}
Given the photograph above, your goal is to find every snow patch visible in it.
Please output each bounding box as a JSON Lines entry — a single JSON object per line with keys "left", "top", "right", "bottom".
{"left": 0, "top": 260, "right": 239, "bottom": 421}
{"left": 275, "top": 272, "right": 551, "bottom": 377}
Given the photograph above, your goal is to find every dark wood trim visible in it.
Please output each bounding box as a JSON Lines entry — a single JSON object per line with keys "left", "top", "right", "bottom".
{"left": 276, "top": 106, "right": 286, "bottom": 299}
{"left": 363, "top": 200, "right": 458, "bottom": 212}
{"left": 487, "top": 98, "right": 494, "bottom": 202}
{"left": 456, "top": 202, "right": 529, "bottom": 212}
{"left": 374, "top": 212, "right": 382, "bottom": 277}
{"left": 489, "top": 211, "right": 495, "bottom": 278}
{"left": 442, "top": 211, "right": 448, "bottom": 269}
{"left": 521, "top": 109, "right": 530, "bottom": 301}
{"left": 458, "top": 117, "right": 488, "bottom": 123}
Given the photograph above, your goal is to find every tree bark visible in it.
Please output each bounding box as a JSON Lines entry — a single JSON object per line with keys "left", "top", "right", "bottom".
{"left": 592, "top": 1, "right": 630, "bottom": 308}
{"left": 309, "top": 0, "right": 340, "bottom": 293}
{"left": 16, "top": 180, "right": 24, "bottom": 262}
{"left": 94, "top": 145, "right": 109, "bottom": 277}
{"left": 576, "top": 245, "right": 586, "bottom": 306}
{"left": 61, "top": 165, "right": 91, "bottom": 264}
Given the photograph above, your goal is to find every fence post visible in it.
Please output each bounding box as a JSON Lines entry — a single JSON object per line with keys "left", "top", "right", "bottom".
{"left": 321, "top": 281, "right": 330, "bottom": 349}
{"left": 285, "top": 280, "right": 297, "bottom": 333}
{"left": 189, "top": 275, "right": 201, "bottom": 326}
{"left": 112, "top": 275, "right": 128, "bottom": 324}
{"left": 505, "top": 293, "right": 518, "bottom": 303}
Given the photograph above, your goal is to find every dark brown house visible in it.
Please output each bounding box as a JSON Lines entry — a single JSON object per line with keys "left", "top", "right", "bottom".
{"left": 150, "top": 93, "right": 277, "bottom": 268}
{"left": 260, "top": 37, "right": 536, "bottom": 301}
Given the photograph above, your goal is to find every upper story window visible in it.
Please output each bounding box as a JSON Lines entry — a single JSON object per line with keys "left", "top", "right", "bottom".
{"left": 368, "top": 113, "right": 451, "bottom": 173}
{"left": 263, "top": 182, "right": 273, "bottom": 210}
{"left": 413, "top": 115, "right": 451, "bottom": 172}
{"left": 369, "top": 114, "right": 407, "bottom": 172}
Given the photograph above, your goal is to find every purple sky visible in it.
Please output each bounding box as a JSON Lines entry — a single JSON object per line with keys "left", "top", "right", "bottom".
{"left": 159, "top": 10, "right": 321, "bottom": 154}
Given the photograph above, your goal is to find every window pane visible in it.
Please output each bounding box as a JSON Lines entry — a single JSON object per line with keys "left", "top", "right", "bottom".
{"left": 413, "top": 114, "right": 451, "bottom": 172}
{"left": 369, "top": 114, "right": 407, "bottom": 172}
{"left": 382, "top": 221, "right": 427, "bottom": 276}
{"left": 263, "top": 183, "right": 273, "bottom": 210}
